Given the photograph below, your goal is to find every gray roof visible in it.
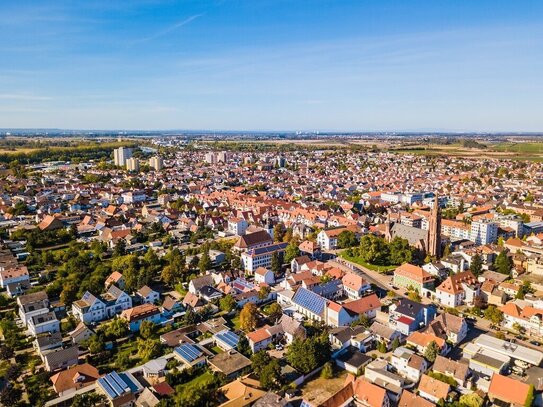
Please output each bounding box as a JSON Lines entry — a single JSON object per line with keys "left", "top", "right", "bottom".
{"left": 391, "top": 223, "right": 428, "bottom": 246}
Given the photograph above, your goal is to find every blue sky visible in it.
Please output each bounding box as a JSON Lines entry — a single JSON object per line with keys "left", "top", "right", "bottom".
{"left": 1, "top": 0, "right": 542, "bottom": 131}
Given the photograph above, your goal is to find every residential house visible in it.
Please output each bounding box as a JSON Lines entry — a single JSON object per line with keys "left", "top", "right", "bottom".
{"left": 406, "top": 331, "right": 448, "bottom": 356}
{"left": 393, "top": 263, "right": 435, "bottom": 295}
{"left": 28, "top": 311, "right": 60, "bottom": 336}
{"left": 390, "top": 346, "right": 428, "bottom": 382}
{"left": 418, "top": 374, "right": 450, "bottom": 404}
{"left": 488, "top": 373, "right": 533, "bottom": 407}
{"left": 317, "top": 225, "right": 360, "bottom": 250}
{"left": 388, "top": 298, "right": 436, "bottom": 335}
{"left": 500, "top": 301, "right": 543, "bottom": 337}
{"left": 69, "top": 322, "right": 94, "bottom": 345}
{"left": 120, "top": 303, "right": 161, "bottom": 331}
{"left": 188, "top": 274, "right": 215, "bottom": 295}
{"left": 0, "top": 265, "right": 29, "bottom": 288}
{"left": 96, "top": 371, "right": 144, "bottom": 407}
{"left": 217, "top": 376, "right": 266, "bottom": 407}
{"left": 18, "top": 291, "right": 49, "bottom": 326}
{"left": 290, "top": 255, "right": 311, "bottom": 273}
{"left": 342, "top": 273, "right": 371, "bottom": 299}
{"left": 435, "top": 271, "right": 479, "bottom": 307}
{"left": 397, "top": 391, "right": 434, "bottom": 407}
{"left": 44, "top": 346, "right": 79, "bottom": 372}
{"left": 233, "top": 230, "right": 273, "bottom": 252}
{"left": 369, "top": 321, "right": 403, "bottom": 350}
{"left": 254, "top": 267, "right": 275, "bottom": 285}
{"left": 326, "top": 294, "right": 381, "bottom": 327}
{"left": 105, "top": 271, "right": 126, "bottom": 290}
{"left": 174, "top": 343, "right": 207, "bottom": 368}
{"left": 136, "top": 285, "right": 160, "bottom": 304}
{"left": 423, "top": 313, "right": 468, "bottom": 345}
{"left": 72, "top": 286, "right": 132, "bottom": 324}
{"left": 50, "top": 363, "right": 100, "bottom": 396}
{"left": 432, "top": 356, "right": 470, "bottom": 387}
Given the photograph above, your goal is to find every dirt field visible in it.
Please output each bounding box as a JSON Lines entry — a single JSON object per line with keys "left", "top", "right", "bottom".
{"left": 300, "top": 370, "right": 349, "bottom": 405}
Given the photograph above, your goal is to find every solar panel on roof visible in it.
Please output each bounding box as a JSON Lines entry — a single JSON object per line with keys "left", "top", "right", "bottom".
{"left": 215, "top": 330, "right": 239, "bottom": 348}
{"left": 175, "top": 343, "right": 203, "bottom": 362}
{"left": 293, "top": 287, "right": 326, "bottom": 315}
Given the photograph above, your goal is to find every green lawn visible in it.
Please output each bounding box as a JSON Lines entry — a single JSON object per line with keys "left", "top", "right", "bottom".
{"left": 227, "top": 314, "right": 241, "bottom": 330}
{"left": 340, "top": 251, "right": 397, "bottom": 273}
{"left": 210, "top": 345, "right": 223, "bottom": 354}
{"left": 177, "top": 370, "right": 215, "bottom": 392}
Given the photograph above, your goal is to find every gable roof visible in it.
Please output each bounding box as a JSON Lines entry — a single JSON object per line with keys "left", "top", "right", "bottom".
{"left": 489, "top": 373, "right": 531, "bottom": 406}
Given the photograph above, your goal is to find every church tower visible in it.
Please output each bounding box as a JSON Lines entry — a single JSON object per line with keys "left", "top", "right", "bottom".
{"left": 428, "top": 194, "right": 442, "bottom": 258}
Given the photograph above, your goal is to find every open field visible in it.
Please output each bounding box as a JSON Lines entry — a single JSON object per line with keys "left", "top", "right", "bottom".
{"left": 301, "top": 370, "right": 348, "bottom": 405}
{"left": 340, "top": 251, "right": 397, "bottom": 273}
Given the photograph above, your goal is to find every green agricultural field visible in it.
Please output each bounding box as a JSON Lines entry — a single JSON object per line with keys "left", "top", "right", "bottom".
{"left": 491, "top": 142, "right": 543, "bottom": 153}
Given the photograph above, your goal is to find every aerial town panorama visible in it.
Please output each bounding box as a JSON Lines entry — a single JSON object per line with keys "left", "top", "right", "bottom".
{"left": 1, "top": 1, "right": 543, "bottom": 407}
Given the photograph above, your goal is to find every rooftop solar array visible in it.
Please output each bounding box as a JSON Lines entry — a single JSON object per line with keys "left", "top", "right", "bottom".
{"left": 248, "top": 242, "right": 288, "bottom": 256}
{"left": 293, "top": 287, "right": 326, "bottom": 316}
{"left": 98, "top": 371, "right": 130, "bottom": 400}
{"left": 214, "top": 329, "right": 240, "bottom": 349}
{"left": 174, "top": 343, "right": 204, "bottom": 363}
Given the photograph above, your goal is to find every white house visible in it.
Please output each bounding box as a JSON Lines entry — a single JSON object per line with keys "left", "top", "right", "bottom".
{"left": 18, "top": 291, "right": 50, "bottom": 326}
{"left": 435, "top": 271, "right": 479, "bottom": 308}
{"left": 390, "top": 346, "right": 428, "bottom": 382}
{"left": 326, "top": 294, "right": 381, "bottom": 327}
{"left": 227, "top": 217, "right": 248, "bottom": 236}
{"left": 0, "top": 265, "right": 29, "bottom": 288}
{"left": 136, "top": 285, "right": 160, "bottom": 304}
{"left": 241, "top": 242, "right": 287, "bottom": 273}
{"left": 254, "top": 267, "right": 275, "bottom": 285}
{"left": 72, "top": 286, "right": 132, "bottom": 324}
{"left": 28, "top": 311, "right": 60, "bottom": 336}
{"left": 342, "top": 272, "right": 371, "bottom": 299}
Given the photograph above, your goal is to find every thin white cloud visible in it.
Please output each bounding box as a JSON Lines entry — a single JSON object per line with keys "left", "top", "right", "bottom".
{"left": 132, "top": 14, "right": 203, "bottom": 44}
{"left": 0, "top": 94, "right": 52, "bottom": 101}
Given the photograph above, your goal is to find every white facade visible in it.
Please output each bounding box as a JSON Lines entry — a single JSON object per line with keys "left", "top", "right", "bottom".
{"left": 149, "top": 156, "right": 164, "bottom": 171}
{"left": 470, "top": 220, "right": 498, "bottom": 245}
{"left": 126, "top": 157, "right": 140, "bottom": 172}
{"left": 28, "top": 312, "right": 60, "bottom": 336}
{"left": 113, "top": 147, "right": 132, "bottom": 166}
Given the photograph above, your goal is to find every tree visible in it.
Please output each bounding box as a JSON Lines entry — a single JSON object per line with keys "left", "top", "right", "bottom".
{"left": 0, "top": 344, "right": 14, "bottom": 360}
{"left": 525, "top": 384, "right": 535, "bottom": 407}
{"left": 271, "top": 252, "right": 282, "bottom": 276}
{"left": 86, "top": 335, "right": 104, "bottom": 354}
{"left": 0, "top": 386, "right": 22, "bottom": 406}
{"left": 237, "top": 333, "right": 252, "bottom": 357}
{"left": 219, "top": 295, "right": 237, "bottom": 312}
{"left": 407, "top": 290, "right": 422, "bottom": 302}
{"left": 198, "top": 251, "right": 212, "bottom": 274}
{"left": 484, "top": 305, "right": 504, "bottom": 325}
{"left": 258, "top": 285, "right": 271, "bottom": 300}
{"left": 71, "top": 393, "right": 107, "bottom": 407}
{"left": 320, "top": 362, "right": 334, "bottom": 379}
{"left": 470, "top": 253, "right": 483, "bottom": 276}
{"left": 113, "top": 239, "right": 126, "bottom": 257}
{"left": 240, "top": 302, "right": 258, "bottom": 332}
{"left": 260, "top": 358, "right": 282, "bottom": 390}
{"left": 388, "top": 237, "right": 414, "bottom": 265}
{"left": 139, "top": 320, "right": 155, "bottom": 339}
{"left": 284, "top": 241, "right": 300, "bottom": 264}
{"left": 103, "top": 318, "right": 128, "bottom": 340}
{"left": 286, "top": 334, "right": 331, "bottom": 374}
{"left": 267, "top": 302, "right": 283, "bottom": 323}
{"left": 273, "top": 223, "right": 286, "bottom": 242}
{"left": 391, "top": 337, "right": 401, "bottom": 351}
{"left": 377, "top": 341, "right": 387, "bottom": 353}
{"left": 337, "top": 230, "right": 358, "bottom": 249}
{"left": 358, "top": 235, "right": 389, "bottom": 265}
{"left": 351, "top": 314, "right": 370, "bottom": 329}
{"left": 251, "top": 350, "right": 272, "bottom": 376}
{"left": 424, "top": 340, "right": 440, "bottom": 362}
{"left": 512, "top": 322, "right": 524, "bottom": 333}
{"left": 458, "top": 393, "right": 484, "bottom": 407}
{"left": 115, "top": 352, "right": 131, "bottom": 371}
{"left": 137, "top": 338, "right": 161, "bottom": 362}
{"left": 494, "top": 250, "right": 512, "bottom": 275}
{"left": 516, "top": 281, "right": 533, "bottom": 300}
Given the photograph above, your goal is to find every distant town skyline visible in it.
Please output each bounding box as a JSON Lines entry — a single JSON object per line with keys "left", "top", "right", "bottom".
{"left": 1, "top": 0, "right": 543, "bottom": 131}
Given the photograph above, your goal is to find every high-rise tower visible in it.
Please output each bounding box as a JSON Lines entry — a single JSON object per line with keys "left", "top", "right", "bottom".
{"left": 428, "top": 194, "right": 442, "bottom": 258}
